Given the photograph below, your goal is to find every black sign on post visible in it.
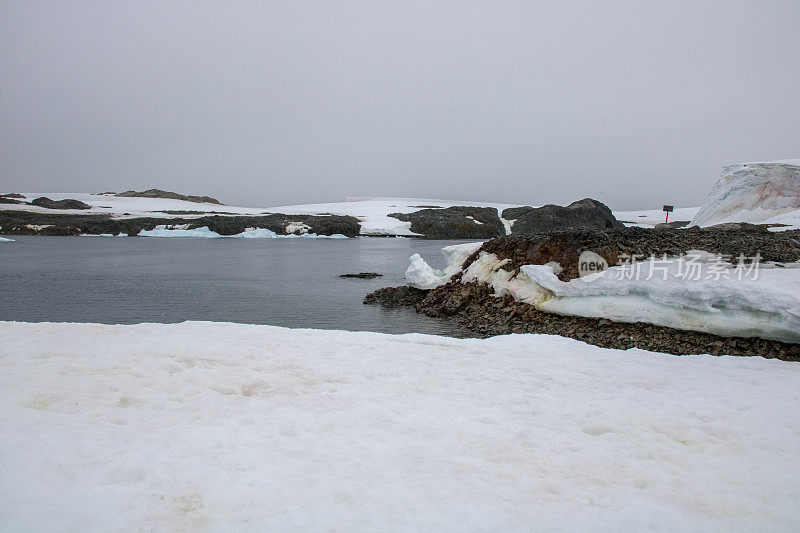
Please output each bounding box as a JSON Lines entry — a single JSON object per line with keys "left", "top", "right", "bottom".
{"left": 663, "top": 205, "right": 674, "bottom": 224}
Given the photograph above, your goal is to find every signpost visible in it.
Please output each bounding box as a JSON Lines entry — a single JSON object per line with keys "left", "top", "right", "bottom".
{"left": 663, "top": 205, "right": 674, "bottom": 224}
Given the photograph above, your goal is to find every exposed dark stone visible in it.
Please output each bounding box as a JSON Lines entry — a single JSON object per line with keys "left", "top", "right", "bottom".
{"left": 116, "top": 189, "right": 223, "bottom": 205}
{"left": 706, "top": 222, "right": 766, "bottom": 231}
{"left": 340, "top": 272, "right": 383, "bottom": 279}
{"left": 655, "top": 220, "right": 691, "bottom": 229}
{"left": 502, "top": 198, "right": 624, "bottom": 235}
{"left": 363, "top": 286, "right": 428, "bottom": 307}
{"left": 37, "top": 225, "right": 81, "bottom": 236}
{"left": 366, "top": 282, "right": 800, "bottom": 360}
{"left": 30, "top": 197, "right": 92, "bottom": 210}
{"left": 0, "top": 197, "right": 25, "bottom": 204}
{"left": 0, "top": 193, "right": 26, "bottom": 199}
{"left": 388, "top": 206, "right": 504, "bottom": 239}
{"left": 0, "top": 210, "right": 362, "bottom": 237}
{"left": 470, "top": 225, "right": 800, "bottom": 281}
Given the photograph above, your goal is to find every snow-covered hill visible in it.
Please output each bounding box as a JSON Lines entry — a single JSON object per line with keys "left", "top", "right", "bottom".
{"left": 691, "top": 160, "right": 800, "bottom": 228}
{"left": 263, "top": 197, "right": 519, "bottom": 236}
{"left": 2, "top": 192, "right": 697, "bottom": 236}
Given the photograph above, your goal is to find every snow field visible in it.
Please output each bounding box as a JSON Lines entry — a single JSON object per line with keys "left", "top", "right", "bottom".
{"left": 1, "top": 321, "right": 799, "bottom": 531}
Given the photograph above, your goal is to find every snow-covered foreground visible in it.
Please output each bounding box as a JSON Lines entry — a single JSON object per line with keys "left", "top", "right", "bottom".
{"left": 1, "top": 322, "right": 799, "bottom": 531}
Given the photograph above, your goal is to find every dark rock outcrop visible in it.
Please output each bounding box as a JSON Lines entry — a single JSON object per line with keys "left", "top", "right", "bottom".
{"left": 0, "top": 193, "right": 26, "bottom": 199}
{"left": 463, "top": 225, "right": 800, "bottom": 282}
{"left": 388, "top": 206, "right": 505, "bottom": 239}
{"left": 0, "top": 210, "right": 362, "bottom": 237}
{"left": 30, "top": 197, "right": 92, "bottom": 210}
{"left": 502, "top": 198, "right": 624, "bottom": 235}
{"left": 116, "top": 189, "right": 223, "bottom": 205}
{"left": 339, "top": 272, "right": 383, "bottom": 279}
{"left": 655, "top": 220, "right": 691, "bottom": 229}
{"left": 0, "top": 197, "right": 25, "bottom": 205}
{"left": 365, "top": 226, "right": 800, "bottom": 359}
{"left": 363, "top": 286, "right": 428, "bottom": 307}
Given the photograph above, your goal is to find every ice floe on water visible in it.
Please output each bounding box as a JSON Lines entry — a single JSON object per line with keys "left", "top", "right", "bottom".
{"left": 2, "top": 321, "right": 800, "bottom": 531}
{"left": 137, "top": 225, "right": 221, "bottom": 238}
{"left": 0, "top": 236, "right": 14, "bottom": 242}
{"left": 136, "top": 225, "right": 349, "bottom": 239}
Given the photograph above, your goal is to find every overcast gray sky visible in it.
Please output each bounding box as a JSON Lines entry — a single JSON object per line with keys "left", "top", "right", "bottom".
{"left": 1, "top": 1, "right": 799, "bottom": 209}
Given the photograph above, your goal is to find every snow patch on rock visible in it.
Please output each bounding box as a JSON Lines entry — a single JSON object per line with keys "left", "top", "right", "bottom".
{"left": 285, "top": 222, "right": 311, "bottom": 235}
{"left": 407, "top": 244, "right": 800, "bottom": 343}
{"left": 405, "top": 241, "right": 483, "bottom": 289}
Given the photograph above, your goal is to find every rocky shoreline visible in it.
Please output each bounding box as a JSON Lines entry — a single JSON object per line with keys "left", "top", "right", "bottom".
{"left": 365, "top": 225, "right": 800, "bottom": 360}
{"left": 0, "top": 210, "right": 361, "bottom": 237}
{"left": 1, "top": 195, "right": 632, "bottom": 239}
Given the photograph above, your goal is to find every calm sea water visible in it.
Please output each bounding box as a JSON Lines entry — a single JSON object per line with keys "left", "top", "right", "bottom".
{"left": 0, "top": 236, "right": 475, "bottom": 336}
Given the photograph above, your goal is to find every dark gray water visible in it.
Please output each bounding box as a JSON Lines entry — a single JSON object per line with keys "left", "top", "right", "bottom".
{"left": 0, "top": 236, "right": 474, "bottom": 335}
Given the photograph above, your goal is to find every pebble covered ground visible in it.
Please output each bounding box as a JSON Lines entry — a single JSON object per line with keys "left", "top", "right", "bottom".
{"left": 366, "top": 225, "right": 800, "bottom": 360}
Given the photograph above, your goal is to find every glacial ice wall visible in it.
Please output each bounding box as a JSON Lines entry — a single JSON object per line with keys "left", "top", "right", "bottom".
{"left": 691, "top": 160, "right": 800, "bottom": 227}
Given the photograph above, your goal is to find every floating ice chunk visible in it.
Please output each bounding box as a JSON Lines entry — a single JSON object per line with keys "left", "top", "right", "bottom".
{"left": 233, "top": 227, "right": 279, "bottom": 238}
{"left": 136, "top": 226, "right": 349, "bottom": 239}
{"left": 137, "top": 226, "right": 221, "bottom": 238}
{"left": 0, "top": 236, "right": 14, "bottom": 242}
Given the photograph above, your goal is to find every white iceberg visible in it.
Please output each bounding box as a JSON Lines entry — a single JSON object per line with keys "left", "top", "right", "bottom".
{"left": 0, "top": 236, "right": 14, "bottom": 242}
{"left": 691, "top": 160, "right": 800, "bottom": 227}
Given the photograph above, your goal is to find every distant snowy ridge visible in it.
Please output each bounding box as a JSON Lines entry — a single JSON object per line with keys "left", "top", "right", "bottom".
{"left": 691, "top": 160, "right": 800, "bottom": 227}
{"left": 2, "top": 192, "right": 708, "bottom": 235}
{"left": 406, "top": 247, "right": 800, "bottom": 343}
